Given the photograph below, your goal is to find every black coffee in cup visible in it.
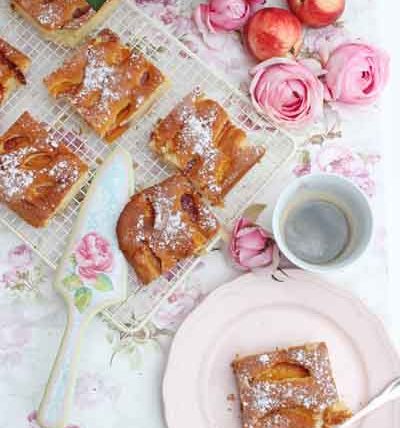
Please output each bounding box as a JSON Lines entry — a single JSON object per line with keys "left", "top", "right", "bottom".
{"left": 284, "top": 200, "right": 350, "bottom": 265}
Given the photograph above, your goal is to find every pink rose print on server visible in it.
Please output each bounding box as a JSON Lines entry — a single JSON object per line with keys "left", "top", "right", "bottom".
{"left": 75, "top": 232, "right": 113, "bottom": 281}
{"left": 62, "top": 233, "right": 114, "bottom": 313}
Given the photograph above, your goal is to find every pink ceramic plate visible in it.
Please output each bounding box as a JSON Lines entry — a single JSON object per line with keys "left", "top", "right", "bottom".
{"left": 163, "top": 271, "right": 400, "bottom": 428}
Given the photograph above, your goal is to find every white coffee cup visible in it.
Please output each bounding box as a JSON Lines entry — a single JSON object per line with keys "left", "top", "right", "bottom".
{"left": 272, "top": 173, "right": 373, "bottom": 272}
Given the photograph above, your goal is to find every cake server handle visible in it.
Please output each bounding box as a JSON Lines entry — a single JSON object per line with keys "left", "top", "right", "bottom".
{"left": 37, "top": 310, "right": 88, "bottom": 428}
{"left": 340, "top": 377, "right": 400, "bottom": 428}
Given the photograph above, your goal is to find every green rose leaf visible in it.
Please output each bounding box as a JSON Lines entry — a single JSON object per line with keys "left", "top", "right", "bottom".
{"left": 74, "top": 287, "right": 92, "bottom": 313}
{"left": 94, "top": 274, "right": 113, "bottom": 292}
{"left": 62, "top": 274, "right": 83, "bottom": 291}
{"left": 86, "top": 0, "right": 106, "bottom": 10}
{"left": 70, "top": 254, "right": 77, "bottom": 268}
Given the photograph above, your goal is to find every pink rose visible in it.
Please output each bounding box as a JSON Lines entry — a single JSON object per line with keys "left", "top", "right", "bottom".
{"left": 75, "top": 232, "right": 113, "bottom": 281}
{"left": 324, "top": 43, "right": 390, "bottom": 105}
{"left": 230, "top": 218, "right": 279, "bottom": 270}
{"left": 250, "top": 58, "right": 324, "bottom": 126}
{"left": 195, "top": 0, "right": 250, "bottom": 32}
{"left": 8, "top": 244, "right": 33, "bottom": 269}
{"left": 193, "top": 0, "right": 253, "bottom": 48}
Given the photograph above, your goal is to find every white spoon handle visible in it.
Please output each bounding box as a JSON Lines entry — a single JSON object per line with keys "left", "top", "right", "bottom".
{"left": 340, "top": 377, "right": 400, "bottom": 428}
{"left": 37, "top": 311, "right": 86, "bottom": 428}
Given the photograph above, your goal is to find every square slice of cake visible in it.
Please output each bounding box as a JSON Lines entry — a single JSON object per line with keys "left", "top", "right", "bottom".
{"left": 0, "top": 37, "right": 30, "bottom": 105}
{"left": 11, "top": 0, "right": 120, "bottom": 47}
{"left": 151, "top": 91, "right": 266, "bottom": 205}
{"left": 232, "top": 343, "right": 352, "bottom": 428}
{"left": 44, "top": 28, "right": 169, "bottom": 143}
{"left": 0, "top": 112, "right": 89, "bottom": 227}
{"left": 117, "top": 173, "right": 220, "bottom": 285}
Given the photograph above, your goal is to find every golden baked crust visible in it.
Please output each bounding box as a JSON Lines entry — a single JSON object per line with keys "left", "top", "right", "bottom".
{"left": 11, "top": 0, "right": 96, "bottom": 30}
{"left": 0, "top": 37, "right": 30, "bottom": 105}
{"left": 0, "top": 112, "right": 89, "bottom": 228}
{"left": 151, "top": 91, "right": 266, "bottom": 205}
{"left": 232, "top": 343, "right": 352, "bottom": 428}
{"left": 11, "top": 0, "right": 120, "bottom": 47}
{"left": 44, "top": 28, "right": 169, "bottom": 143}
{"left": 117, "top": 174, "right": 219, "bottom": 284}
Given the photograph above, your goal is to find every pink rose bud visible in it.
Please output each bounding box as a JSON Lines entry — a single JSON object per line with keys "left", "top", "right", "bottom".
{"left": 249, "top": 57, "right": 324, "bottom": 126}
{"left": 75, "top": 232, "right": 113, "bottom": 281}
{"left": 230, "top": 218, "right": 279, "bottom": 270}
{"left": 324, "top": 43, "right": 390, "bottom": 105}
{"left": 194, "top": 0, "right": 251, "bottom": 36}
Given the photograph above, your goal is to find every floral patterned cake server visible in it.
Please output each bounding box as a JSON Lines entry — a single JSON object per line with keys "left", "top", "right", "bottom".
{"left": 37, "top": 148, "right": 135, "bottom": 428}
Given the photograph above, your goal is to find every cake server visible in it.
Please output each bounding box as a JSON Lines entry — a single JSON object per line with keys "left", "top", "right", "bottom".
{"left": 37, "top": 147, "right": 134, "bottom": 428}
{"left": 340, "top": 377, "right": 400, "bottom": 427}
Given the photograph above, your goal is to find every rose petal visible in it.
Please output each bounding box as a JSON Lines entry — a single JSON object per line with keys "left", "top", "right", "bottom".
{"left": 241, "top": 247, "right": 274, "bottom": 268}
{"left": 237, "top": 230, "right": 267, "bottom": 250}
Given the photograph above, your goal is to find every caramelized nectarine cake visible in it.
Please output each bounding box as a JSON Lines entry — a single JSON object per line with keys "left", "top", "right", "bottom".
{"left": 117, "top": 173, "right": 219, "bottom": 285}
{"left": 0, "top": 112, "right": 89, "bottom": 228}
{"left": 151, "top": 90, "right": 265, "bottom": 205}
{"left": 11, "top": 0, "right": 120, "bottom": 47}
{"left": 0, "top": 37, "right": 30, "bottom": 105}
{"left": 232, "top": 343, "right": 352, "bottom": 428}
{"left": 44, "top": 29, "right": 169, "bottom": 142}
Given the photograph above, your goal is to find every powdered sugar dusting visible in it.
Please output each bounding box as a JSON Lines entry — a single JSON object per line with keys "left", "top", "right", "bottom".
{"left": 0, "top": 146, "right": 35, "bottom": 199}
{"left": 130, "top": 176, "right": 219, "bottom": 257}
{"left": 178, "top": 104, "right": 221, "bottom": 193}
{"left": 150, "top": 185, "right": 189, "bottom": 251}
{"left": 0, "top": 114, "right": 86, "bottom": 209}
{"left": 26, "top": 0, "right": 94, "bottom": 30}
{"left": 36, "top": 3, "right": 60, "bottom": 28}
{"left": 72, "top": 46, "right": 125, "bottom": 127}
{"left": 259, "top": 354, "right": 270, "bottom": 365}
{"left": 135, "top": 214, "right": 145, "bottom": 243}
{"left": 49, "top": 29, "right": 166, "bottom": 138}
{"left": 234, "top": 344, "right": 341, "bottom": 427}
{"left": 263, "top": 414, "right": 291, "bottom": 428}
{"left": 49, "top": 160, "right": 79, "bottom": 190}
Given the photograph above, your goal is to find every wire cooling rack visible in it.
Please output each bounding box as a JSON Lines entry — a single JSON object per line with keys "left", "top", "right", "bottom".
{"left": 0, "top": 0, "right": 295, "bottom": 334}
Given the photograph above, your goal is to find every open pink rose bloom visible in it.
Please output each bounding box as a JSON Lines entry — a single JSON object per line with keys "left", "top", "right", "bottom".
{"left": 230, "top": 218, "right": 279, "bottom": 270}
{"left": 74, "top": 232, "right": 114, "bottom": 281}
{"left": 250, "top": 58, "right": 324, "bottom": 126}
{"left": 324, "top": 43, "right": 390, "bottom": 105}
